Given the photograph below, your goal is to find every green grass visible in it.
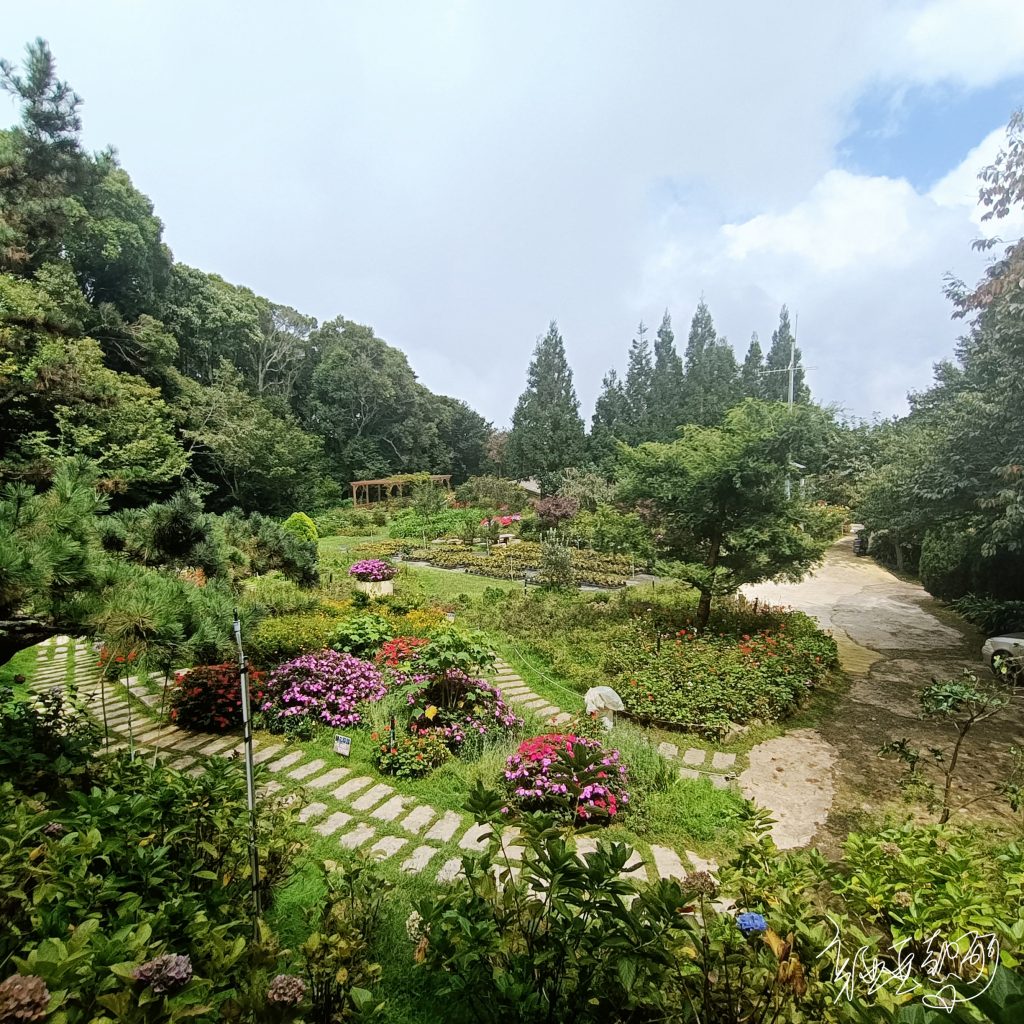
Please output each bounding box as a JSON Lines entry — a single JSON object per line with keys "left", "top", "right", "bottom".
{"left": 400, "top": 564, "right": 520, "bottom": 603}
{"left": 1, "top": 646, "right": 37, "bottom": 700}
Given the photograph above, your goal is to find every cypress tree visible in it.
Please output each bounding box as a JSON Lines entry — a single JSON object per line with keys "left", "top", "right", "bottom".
{"left": 505, "top": 320, "right": 586, "bottom": 481}
{"left": 680, "top": 300, "right": 717, "bottom": 424}
{"left": 741, "top": 331, "right": 765, "bottom": 399}
{"left": 649, "top": 310, "right": 685, "bottom": 440}
{"left": 764, "top": 305, "right": 810, "bottom": 404}
{"left": 588, "top": 368, "right": 629, "bottom": 471}
{"left": 622, "top": 321, "right": 654, "bottom": 443}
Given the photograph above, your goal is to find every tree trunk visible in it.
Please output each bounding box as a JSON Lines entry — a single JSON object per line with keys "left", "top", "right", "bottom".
{"left": 695, "top": 589, "right": 713, "bottom": 632}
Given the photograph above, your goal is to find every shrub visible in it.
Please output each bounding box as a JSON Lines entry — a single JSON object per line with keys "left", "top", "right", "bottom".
{"left": 349, "top": 558, "right": 396, "bottom": 582}
{"left": 404, "top": 673, "right": 521, "bottom": 752}
{"left": 242, "top": 571, "right": 321, "bottom": 616}
{"left": 330, "top": 614, "right": 394, "bottom": 657}
{"left": 504, "top": 733, "right": 630, "bottom": 822}
{"left": 281, "top": 511, "right": 319, "bottom": 544}
{"left": 247, "top": 612, "right": 342, "bottom": 667}
{"left": 952, "top": 593, "right": 1024, "bottom": 634}
{"left": 538, "top": 540, "right": 575, "bottom": 590}
{"left": 169, "top": 663, "right": 268, "bottom": 732}
{"left": 372, "top": 727, "right": 451, "bottom": 778}
{"left": 260, "top": 651, "right": 386, "bottom": 730}
{"left": 533, "top": 495, "right": 580, "bottom": 530}
{"left": 919, "top": 527, "right": 976, "bottom": 601}
{"left": 376, "top": 635, "right": 429, "bottom": 667}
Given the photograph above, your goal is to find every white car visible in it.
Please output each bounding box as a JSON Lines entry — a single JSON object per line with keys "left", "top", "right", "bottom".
{"left": 982, "top": 632, "right": 1024, "bottom": 681}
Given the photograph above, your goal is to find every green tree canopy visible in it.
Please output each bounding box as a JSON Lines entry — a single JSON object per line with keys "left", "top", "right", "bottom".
{"left": 648, "top": 310, "right": 685, "bottom": 440}
{"left": 618, "top": 400, "right": 835, "bottom": 629}
{"left": 505, "top": 320, "right": 586, "bottom": 483}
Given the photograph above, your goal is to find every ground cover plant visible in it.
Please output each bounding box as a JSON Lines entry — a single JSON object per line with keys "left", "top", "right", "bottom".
{"left": 466, "top": 585, "right": 838, "bottom": 735}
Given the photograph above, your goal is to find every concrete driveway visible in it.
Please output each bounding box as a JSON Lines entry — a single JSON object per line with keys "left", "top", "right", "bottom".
{"left": 738, "top": 537, "right": 1024, "bottom": 850}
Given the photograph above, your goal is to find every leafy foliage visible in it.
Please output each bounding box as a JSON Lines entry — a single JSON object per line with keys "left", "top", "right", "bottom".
{"left": 372, "top": 727, "right": 451, "bottom": 778}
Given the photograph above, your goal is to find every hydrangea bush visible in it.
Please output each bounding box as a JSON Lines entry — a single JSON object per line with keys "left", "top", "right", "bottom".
{"left": 348, "top": 559, "right": 396, "bottom": 582}
{"left": 504, "top": 733, "right": 629, "bottom": 822}
{"left": 260, "top": 651, "right": 386, "bottom": 731}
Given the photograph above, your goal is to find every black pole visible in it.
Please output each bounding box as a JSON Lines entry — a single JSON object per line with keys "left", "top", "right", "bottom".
{"left": 233, "top": 609, "right": 262, "bottom": 920}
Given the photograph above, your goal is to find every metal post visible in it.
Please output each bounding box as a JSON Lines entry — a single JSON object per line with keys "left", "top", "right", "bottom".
{"left": 232, "top": 610, "right": 261, "bottom": 920}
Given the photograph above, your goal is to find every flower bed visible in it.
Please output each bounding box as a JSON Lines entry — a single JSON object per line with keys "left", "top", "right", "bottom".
{"left": 504, "top": 733, "right": 629, "bottom": 822}
{"left": 259, "top": 651, "right": 386, "bottom": 731}
{"left": 170, "top": 663, "right": 267, "bottom": 732}
{"left": 349, "top": 559, "right": 396, "bottom": 582}
{"left": 404, "top": 671, "right": 522, "bottom": 750}
{"left": 372, "top": 727, "right": 451, "bottom": 778}
{"left": 618, "top": 616, "right": 838, "bottom": 734}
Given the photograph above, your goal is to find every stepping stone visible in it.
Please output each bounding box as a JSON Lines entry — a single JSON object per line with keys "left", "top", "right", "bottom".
{"left": 369, "top": 835, "right": 408, "bottom": 860}
{"left": 371, "top": 795, "right": 411, "bottom": 822}
{"left": 197, "top": 737, "right": 238, "bottom": 756}
{"left": 425, "top": 810, "right": 462, "bottom": 842}
{"left": 551, "top": 713, "right": 572, "bottom": 725}
{"left": 535, "top": 706, "right": 561, "bottom": 720}
{"left": 658, "top": 742, "right": 679, "bottom": 759}
{"left": 288, "top": 759, "right": 327, "bottom": 780}
{"left": 459, "top": 823, "right": 492, "bottom": 851}
{"left": 306, "top": 766, "right": 350, "bottom": 788}
{"left": 298, "top": 802, "right": 328, "bottom": 823}
{"left": 682, "top": 748, "right": 706, "bottom": 766}
{"left": 167, "top": 732, "right": 214, "bottom": 752}
{"left": 332, "top": 776, "right": 373, "bottom": 800}
{"left": 351, "top": 783, "right": 393, "bottom": 811}
{"left": 402, "top": 845, "right": 438, "bottom": 874}
{"left": 678, "top": 767, "right": 701, "bottom": 780}
{"left": 436, "top": 857, "right": 464, "bottom": 883}
{"left": 338, "top": 823, "right": 375, "bottom": 849}
{"left": 261, "top": 781, "right": 283, "bottom": 796}
{"left": 497, "top": 827, "right": 523, "bottom": 860}
{"left": 711, "top": 752, "right": 736, "bottom": 770}
{"left": 622, "top": 855, "right": 649, "bottom": 882}
{"left": 498, "top": 685, "right": 529, "bottom": 694}
{"left": 575, "top": 836, "right": 598, "bottom": 857}
{"left": 400, "top": 805, "right": 436, "bottom": 834}
{"left": 252, "top": 743, "right": 285, "bottom": 764}
{"left": 685, "top": 850, "right": 720, "bottom": 876}
{"left": 650, "top": 844, "right": 687, "bottom": 880}
{"left": 315, "top": 811, "right": 352, "bottom": 836}
{"left": 268, "top": 750, "right": 305, "bottom": 772}
{"left": 709, "top": 775, "right": 729, "bottom": 790}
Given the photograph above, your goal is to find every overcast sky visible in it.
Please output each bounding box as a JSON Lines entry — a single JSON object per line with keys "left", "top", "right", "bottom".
{"left": 5, "top": 1, "right": 1024, "bottom": 426}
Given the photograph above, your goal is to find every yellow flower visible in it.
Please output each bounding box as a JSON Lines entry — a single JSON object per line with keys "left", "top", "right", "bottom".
{"left": 425, "top": 705, "right": 438, "bottom": 720}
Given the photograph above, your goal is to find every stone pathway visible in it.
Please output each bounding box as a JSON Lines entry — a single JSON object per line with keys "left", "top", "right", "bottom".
{"left": 485, "top": 657, "right": 572, "bottom": 726}
{"left": 26, "top": 639, "right": 720, "bottom": 886}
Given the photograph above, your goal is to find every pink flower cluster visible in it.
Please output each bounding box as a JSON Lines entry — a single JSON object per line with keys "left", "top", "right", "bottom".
{"left": 348, "top": 559, "right": 396, "bottom": 582}
{"left": 505, "top": 733, "right": 630, "bottom": 822}
{"left": 480, "top": 514, "right": 522, "bottom": 527}
{"left": 261, "top": 651, "right": 387, "bottom": 727}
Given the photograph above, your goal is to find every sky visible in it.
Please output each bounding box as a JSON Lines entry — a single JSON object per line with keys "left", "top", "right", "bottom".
{"left": 4, "top": 0, "right": 1024, "bottom": 426}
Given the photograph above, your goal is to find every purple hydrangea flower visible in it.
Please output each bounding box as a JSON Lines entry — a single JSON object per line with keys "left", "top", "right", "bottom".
{"left": 133, "top": 954, "right": 193, "bottom": 994}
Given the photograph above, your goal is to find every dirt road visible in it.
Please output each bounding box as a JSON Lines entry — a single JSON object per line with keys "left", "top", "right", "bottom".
{"left": 739, "top": 537, "right": 1024, "bottom": 851}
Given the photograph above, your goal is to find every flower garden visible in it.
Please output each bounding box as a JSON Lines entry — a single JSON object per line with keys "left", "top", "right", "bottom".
{"left": 4, "top": 494, "right": 1023, "bottom": 1024}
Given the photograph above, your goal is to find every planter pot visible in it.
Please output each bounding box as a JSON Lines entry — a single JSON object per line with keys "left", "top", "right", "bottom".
{"left": 355, "top": 579, "right": 394, "bottom": 598}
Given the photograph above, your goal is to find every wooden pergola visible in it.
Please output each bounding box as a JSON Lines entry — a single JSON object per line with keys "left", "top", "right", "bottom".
{"left": 350, "top": 474, "right": 451, "bottom": 506}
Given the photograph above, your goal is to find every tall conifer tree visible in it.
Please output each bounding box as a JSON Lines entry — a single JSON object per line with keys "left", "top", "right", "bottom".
{"left": 622, "top": 321, "right": 654, "bottom": 443}
{"left": 741, "top": 331, "right": 765, "bottom": 399}
{"left": 649, "top": 310, "right": 685, "bottom": 440}
{"left": 764, "top": 305, "right": 810, "bottom": 404}
{"left": 589, "top": 368, "right": 629, "bottom": 471}
{"left": 505, "top": 320, "right": 586, "bottom": 481}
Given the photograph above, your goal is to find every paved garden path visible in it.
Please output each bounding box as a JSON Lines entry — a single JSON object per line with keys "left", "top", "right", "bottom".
{"left": 740, "top": 536, "right": 1024, "bottom": 851}
{"left": 28, "top": 640, "right": 721, "bottom": 886}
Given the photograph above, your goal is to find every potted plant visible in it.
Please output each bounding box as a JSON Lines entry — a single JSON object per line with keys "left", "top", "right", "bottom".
{"left": 349, "top": 558, "right": 397, "bottom": 597}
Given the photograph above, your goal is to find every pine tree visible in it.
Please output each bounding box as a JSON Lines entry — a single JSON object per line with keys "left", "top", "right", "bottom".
{"left": 702, "top": 337, "right": 740, "bottom": 424}
{"left": 649, "top": 310, "right": 685, "bottom": 440}
{"left": 764, "top": 305, "right": 810, "bottom": 404}
{"left": 589, "top": 368, "right": 629, "bottom": 470}
{"left": 622, "top": 321, "right": 654, "bottom": 443}
{"left": 505, "top": 320, "right": 586, "bottom": 482}
{"left": 741, "top": 331, "right": 765, "bottom": 399}
{"left": 680, "top": 300, "right": 717, "bottom": 425}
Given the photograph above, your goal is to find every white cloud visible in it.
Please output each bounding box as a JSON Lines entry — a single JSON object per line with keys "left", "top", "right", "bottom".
{"left": 896, "top": 0, "right": 1024, "bottom": 87}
